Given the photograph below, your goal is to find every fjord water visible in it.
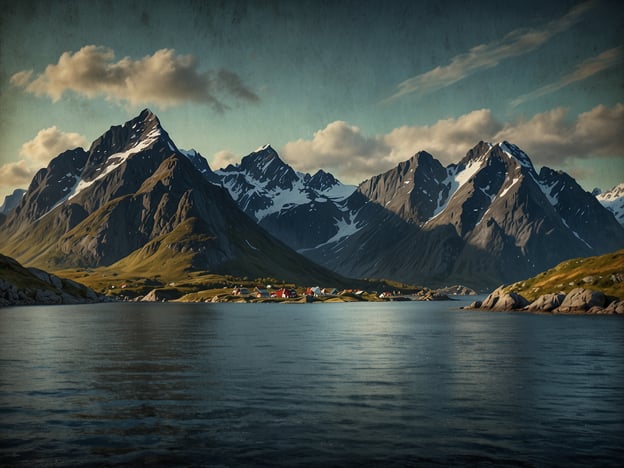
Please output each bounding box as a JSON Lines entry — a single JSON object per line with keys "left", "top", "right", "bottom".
{"left": 1, "top": 301, "right": 622, "bottom": 466}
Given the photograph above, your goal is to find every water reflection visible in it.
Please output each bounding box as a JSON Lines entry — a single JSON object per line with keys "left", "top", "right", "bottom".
{"left": 1, "top": 301, "right": 623, "bottom": 465}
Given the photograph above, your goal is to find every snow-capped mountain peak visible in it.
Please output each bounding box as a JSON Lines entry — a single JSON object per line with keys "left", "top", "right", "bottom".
{"left": 496, "top": 140, "right": 534, "bottom": 170}
{"left": 597, "top": 183, "right": 624, "bottom": 225}
{"left": 213, "top": 145, "right": 356, "bottom": 249}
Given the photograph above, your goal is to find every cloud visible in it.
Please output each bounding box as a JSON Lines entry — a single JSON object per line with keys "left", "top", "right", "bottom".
{"left": 19, "top": 126, "right": 88, "bottom": 164}
{"left": 0, "top": 160, "right": 37, "bottom": 190}
{"left": 211, "top": 150, "right": 239, "bottom": 169}
{"left": 496, "top": 103, "right": 624, "bottom": 165}
{"left": 386, "top": 0, "right": 596, "bottom": 102}
{"left": 281, "top": 103, "right": 623, "bottom": 185}
{"left": 0, "top": 127, "right": 88, "bottom": 193}
{"left": 10, "top": 45, "right": 259, "bottom": 111}
{"left": 511, "top": 47, "right": 624, "bottom": 107}
{"left": 282, "top": 121, "right": 391, "bottom": 182}
{"left": 383, "top": 109, "right": 503, "bottom": 165}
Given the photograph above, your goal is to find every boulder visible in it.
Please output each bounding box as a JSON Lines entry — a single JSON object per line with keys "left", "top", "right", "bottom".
{"left": 480, "top": 286, "right": 529, "bottom": 310}
{"left": 611, "top": 273, "right": 624, "bottom": 283}
{"left": 525, "top": 292, "right": 566, "bottom": 312}
{"left": 604, "top": 300, "right": 624, "bottom": 314}
{"left": 141, "top": 288, "right": 181, "bottom": 302}
{"left": 555, "top": 287, "right": 606, "bottom": 313}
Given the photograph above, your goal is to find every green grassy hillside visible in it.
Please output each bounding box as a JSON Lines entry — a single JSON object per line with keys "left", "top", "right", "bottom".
{"left": 503, "top": 249, "right": 624, "bottom": 301}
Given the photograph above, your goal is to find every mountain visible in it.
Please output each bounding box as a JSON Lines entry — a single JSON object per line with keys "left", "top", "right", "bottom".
{"left": 0, "top": 189, "right": 26, "bottom": 215}
{"left": 597, "top": 183, "right": 624, "bottom": 226}
{"left": 300, "top": 141, "right": 624, "bottom": 288}
{"left": 0, "top": 110, "right": 348, "bottom": 285}
{"left": 215, "top": 145, "right": 356, "bottom": 250}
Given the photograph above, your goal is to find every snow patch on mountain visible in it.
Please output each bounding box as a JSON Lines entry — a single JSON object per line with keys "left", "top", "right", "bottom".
{"left": 254, "top": 178, "right": 310, "bottom": 220}
{"left": 537, "top": 179, "right": 560, "bottom": 206}
{"left": 498, "top": 141, "right": 534, "bottom": 169}
{"left": 597, "top": 183, "right": 624, "bottom": 225}
{"left": 216, "top": 146, "right": 356, "bottom": 222}
{"left": 431, "top": 158, "right": 485, "bottom": 219}
{"left": 70, "top": 135, "right": 158, "bottom": 201}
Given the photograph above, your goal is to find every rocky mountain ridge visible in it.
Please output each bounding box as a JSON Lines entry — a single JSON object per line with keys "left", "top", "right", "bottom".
{"left": 299, "top": 141, "right": 624, "bottom": 288}
{"left": 215, "top": 145, "right": 356, "bottom": 250}
{"left": 2, "top": 109, "right": 622, "bottom": 290}
{"left": 0, "top": 110, "right": 348, "bottom": 286}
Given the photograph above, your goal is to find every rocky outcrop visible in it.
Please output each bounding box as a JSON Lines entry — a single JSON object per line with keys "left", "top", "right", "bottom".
{"left": 141, "top": 288, "right": 182, "bottom": 302}
{"left": 0, "top": 253, "right": 102, "bottom": 307}
{"left": 555, "top": 287, "right": 606, "bottom": 313}
{"left": 466, "top": 286, "right": 621, "bottom": 314}
{"left": 477, "top": 286, "right": 529, "bottom": 311}
{"left": 604, "top": 300, "right": 624, "bottom": 314}
{"left": 525, "top": 292, "right": 566, "bottom": 312}
{"left": 434, "top": 285, "right": 477, "bottom": 296}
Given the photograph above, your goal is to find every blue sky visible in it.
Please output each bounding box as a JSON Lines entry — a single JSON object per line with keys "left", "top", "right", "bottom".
{"left": 0, "top": 0, "right": 622, "bottom": 198}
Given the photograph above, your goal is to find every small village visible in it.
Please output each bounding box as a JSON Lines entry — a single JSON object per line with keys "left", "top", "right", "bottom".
{"left": 214, "top": 285, "right": 451, "bottom": 303}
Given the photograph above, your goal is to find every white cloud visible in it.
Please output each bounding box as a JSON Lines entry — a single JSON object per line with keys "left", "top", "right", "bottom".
{"left": 386, "top": 0, "right": 596, "bottom": 102}
{"left": 282, "top": 121, "right": 391, "bottom": 183}
{"left": 280, "top": 103, "right": 623, "bottom": 185}
{"left": 211, "top": 150, "right": 239, "bottom": 169}
{"left": 496, "top": 103, "right": 624, "bottom": 165}
{"left": 0, "top": 127, "right": 88, "bottom": 194}
{"left": 19, "top": 126, "right": 88, "bottom": 164}
{"left": 383, "top": 109, "right": 503, "bottom": 165}
{"left": 11, "top": 45, "right": 259, "bottom": 111}
{"left": 512, "top": 47, "right": 624, "bottom": 107}
{"left": 0, "top": 160, "right": 36, "bottom": 191}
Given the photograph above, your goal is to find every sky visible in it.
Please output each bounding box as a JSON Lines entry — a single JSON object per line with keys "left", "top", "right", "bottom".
{"left": 0, "top": 0, "right": 622, "bottom": 199}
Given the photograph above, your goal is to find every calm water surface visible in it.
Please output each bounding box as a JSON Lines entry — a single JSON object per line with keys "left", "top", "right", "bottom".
{"left": 1, "top": 299, "right": 623, "bottom": 466}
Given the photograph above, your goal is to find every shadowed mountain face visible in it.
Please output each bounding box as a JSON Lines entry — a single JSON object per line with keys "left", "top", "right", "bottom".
{"left": 0, "top": 110, "right": 348, "bottom": 285}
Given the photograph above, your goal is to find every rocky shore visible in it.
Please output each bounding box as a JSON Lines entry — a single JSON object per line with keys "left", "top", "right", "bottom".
{"left": 465, "top": 286, "right": 623, "bottom": 314}
{"left": 0, "top": 254, "right": 103, "bottom": 307}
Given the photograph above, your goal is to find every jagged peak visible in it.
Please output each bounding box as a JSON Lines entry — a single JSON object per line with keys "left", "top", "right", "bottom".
{"left": 128, "top": 108, "right": 163, "bottom": 133}
{"left": 254, "top": 143, "right": 273, "bottom": 152}
{"left": 494, "top": 141, "right": 534, "bottom": 169}
{"left": 308, "top": 169, "right": 339, "bottom": 190}
{"left": 457, "top": 141, "right": 494, "bottom": 167}
{"left": 597, "top": 183, "right": 624, "bottom": 201}
{"left": 240, "top": 144, "right": 289, "bottom": 172}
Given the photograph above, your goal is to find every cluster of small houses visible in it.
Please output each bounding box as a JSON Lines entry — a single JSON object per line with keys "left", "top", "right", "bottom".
{"left": 231, "top": 286, "right": 400, "bottom": 299}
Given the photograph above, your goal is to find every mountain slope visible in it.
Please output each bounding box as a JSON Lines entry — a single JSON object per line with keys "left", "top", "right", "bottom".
{"left": 502, "top": 249, "right": 624, "bottom": 302}
{"left": 0, "top": 110, "right": 349, "bottom": 285}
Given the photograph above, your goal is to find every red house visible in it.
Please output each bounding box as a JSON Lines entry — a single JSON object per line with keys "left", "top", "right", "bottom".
{"left": 274, "top": 288, "right": 297, "bottom": 298}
